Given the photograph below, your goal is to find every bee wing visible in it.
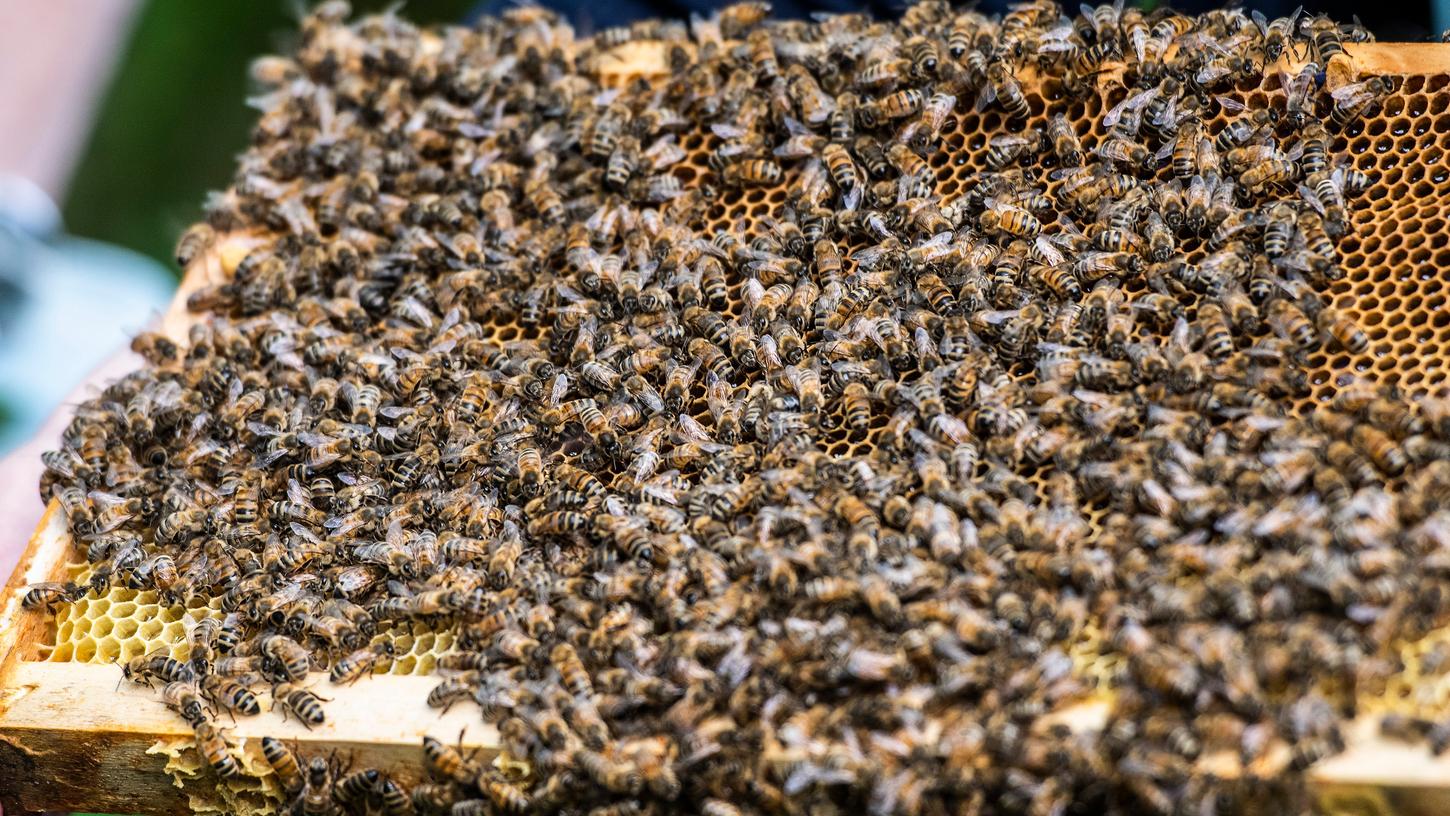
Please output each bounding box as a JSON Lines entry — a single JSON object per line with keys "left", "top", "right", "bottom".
{"left": 1330, "top": 81, "right": 1371, "bottom": 103}
{"left": 287, "top": 478, "right": 310, "bottom": 505}
{"left": 297, "top": 431, "right": 337, "bottom": 447}
{"left": 246, "top": 420, "right": 282, "bottom": 438}
{"left": 632, "top": 425, "right": 667, "bottom": 452}
{"left": 640, "top": 480, "right": 681, "bottom": 505}
{"left": 781, "top": 115, "right": 810, "bottom": 137}
{"left": 357, "top": 353, "right": 397, "bottom": 371}
{"left": 676, "top": 413, "right": 716, "bottom": 442}
{"left": 1207, "top": 97, "right": 1245, "bottom": 121}
{"left": 1279, "top": 67, "right": 1314, "bottom": 102}
{"left": 326, "top": 512, "right": 372, "bottom": 537}
{"left": 688, "top": 10, "right": 721, "bottom": 44}
{"left": 289, "top": 522, "right": 323, "bottom": 545}
{"left": 912, "top": 326, "right": 936, "bottom": 358}
{"left": 1251, "top": 8, "right": 1270, "bottom": 35}
{"left": 841, "top": 184, "right": 863, "bottom": 212}
{"left": 1103, "top": 87, "right": 1158, "bottom": 129}
{"left": 386, "top": 519, "right": 408, "bottom": 548}
{"left": 1149, "top": 94, "right": 1181, "bottom": 132}
{"left": 1165, "top": 316, "right": 1195, "bottom": 355}
{"left": 630, "top": 381, "right": 665, "bottom": 413}
{"left": 644, "top": 134, "right": 682, "bottom": 166}
{"left": 1295, "top": 183, "right": 1327, "bottom": 215}
{"left": 376, "top": 424, "right": 404, "bottom": 449}
{"left": 1272, "top": 252, "right": 1318, "bottom": 273}
{"left": 973, "top": 82, "right": 998, "bottom": 113}
{"left": 851, "top": 246, "right": 891, "bottom": 270}
{"left": 710, "top": 123, "right": 748, "bottom": 140}
{"left": 1178, "top": 31, "right": 1232, "bottom": 57}
{"left": 549, "top": 373, "right": 570, "bottom": 405}
{"left": 86, "top": 490, "right": 127, "bottom": 511}
{"left": 146, "top": 380, "right": 184, "bottom": 411}
{"left": 978, "top": 309, "right": 1021, "bottom": 325}
{"left": 705, "top": 372, "right": 730, "bottom": 403}
{"left": 1033, "top": 235, "right": 1066, "bottom": 266}
{"left": 257, "top": 448, "right": 294, "bottom": 468}
{"left": 1047, "top": 166, "right": 1086, "bottom": 183}
{"left": 1037, "top": 22, "right": 1080, "bottom": 49}
{"left": 931, "top": 413, "right": 971, "bottom": 444}
{"left": 919, "top": 231, "right": 955, "bottom": 250}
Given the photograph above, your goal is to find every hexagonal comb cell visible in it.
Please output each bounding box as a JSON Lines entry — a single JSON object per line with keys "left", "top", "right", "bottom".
{"left": 40, "top": 564, "right": 445, "bottom": 678}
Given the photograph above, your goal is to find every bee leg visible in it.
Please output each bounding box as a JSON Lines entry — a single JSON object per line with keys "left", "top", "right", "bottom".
{"left": 212, "top": 700, "right": 236, "bottom": 726}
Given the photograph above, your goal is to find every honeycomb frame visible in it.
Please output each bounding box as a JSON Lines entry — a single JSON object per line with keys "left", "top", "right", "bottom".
{"left": 4, "top": 38, "right": 1450, "bottom": 816}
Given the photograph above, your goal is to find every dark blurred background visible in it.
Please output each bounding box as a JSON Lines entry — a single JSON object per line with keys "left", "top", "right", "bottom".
{"left": 0, "top": 0, "right": 1435, "bottom": 455}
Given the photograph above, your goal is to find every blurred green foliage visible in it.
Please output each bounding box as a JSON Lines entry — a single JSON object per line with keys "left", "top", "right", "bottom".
{"left": 61, "top": 0, "right": 477, "bottom": 277}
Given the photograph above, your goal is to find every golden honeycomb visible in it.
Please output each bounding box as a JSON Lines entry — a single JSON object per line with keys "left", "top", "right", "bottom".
{"left": 36, "top": 563, "right": 453, "bottom": 677}
{"left": 19, "top": 44, "right": 1450, "bottom": 789}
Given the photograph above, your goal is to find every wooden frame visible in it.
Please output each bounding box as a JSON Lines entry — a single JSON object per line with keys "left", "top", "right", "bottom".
{"left": 4, "top": 39, "right": 1450, "bottom": 816}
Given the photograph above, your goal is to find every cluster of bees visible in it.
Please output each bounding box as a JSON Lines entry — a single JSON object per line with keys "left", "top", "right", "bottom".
{"left": 21, "top": 0, "right": 1450, "bottom": 813}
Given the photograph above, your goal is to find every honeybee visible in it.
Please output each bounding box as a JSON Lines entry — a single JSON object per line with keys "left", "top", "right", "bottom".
{"left": 825, "top": 92, "right": 859, "bottom": 144}
{"left": 1353, "top": 425, "right": 1408, "bottom": 475}
{"left": 1095, "top": 136, "right": 1153, "bottom": 172}
{"left": 330, "top": 641, "right": 394, "bottom": 684}
{"left": 979, "top": 60, "right": 1030, "bottom": 119}
{"left": 745, "top": 27, "right": 779, "bottom": 80}
{"left": 1046, "top": 114, "right": 1083, "bottom": 165}
{"left": 727, "top": 158, "right": 783, "bottom": 187}
{"left": 985, "top": 131, "right": 1041, "bottom": 170}
{"left": 1268, "top": 299, "right": 1319, "bottom": 351}
{"left": 193, "top": 721, "right": 239, "bottom": 778}
{"left": 202, "top": 674, "right": 261, "bottom": 716}
{"left": 259, "top": 634, "right": 312, "bottom": 682}
{"left": 1318, "top": 307, "right": 1369, "bottom": 353}
{"left": 1330, "top": 75, "right": 1392, "bottom": 125}
{"left": 979, "top": 199, "right": 1042, "bottom": 238}
{"left": 262, "top": 737, "right": 304, "bottom": 794}
{"left": 1241, "top": 159, "right": 1298, "bottom": 192}
{"left": 575, "top": 749, "right": 643, "bottom": 795}
{"left": 295, "top": 754, "right": 340, "bottom": 816}
{"left": 161, "top": 681, "right": 209, "bottom": 727}
{"left": 22, "top": 581, "right": 83, "bottom": 613}
{"left": 124, "top": 651, "right": 196, "bottom": 686}
{"left": 1197, "top": 303, "right": 1235, "bottom": 359}
{"left": 529, "top": 510, "right": 589, "bottom": 537}
{"left": 821, "top": 143, "right": 862, "bottom": 208}
{"left": 174, "top": 222, "right": 217, "bottom": 268}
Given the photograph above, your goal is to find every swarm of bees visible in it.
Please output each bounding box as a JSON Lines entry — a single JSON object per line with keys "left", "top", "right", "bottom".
{"left": 23, "top": 0, "right": 1450, "bottom": 813}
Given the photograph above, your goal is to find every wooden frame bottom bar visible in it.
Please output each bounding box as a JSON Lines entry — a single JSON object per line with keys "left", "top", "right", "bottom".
{"left": 0, "top": 662, "right": 497, "bottom": 815}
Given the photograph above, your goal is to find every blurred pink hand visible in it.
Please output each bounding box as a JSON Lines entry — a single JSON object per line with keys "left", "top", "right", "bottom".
{"left": 0, "top": 346, "right": 144, "bottom": 583}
